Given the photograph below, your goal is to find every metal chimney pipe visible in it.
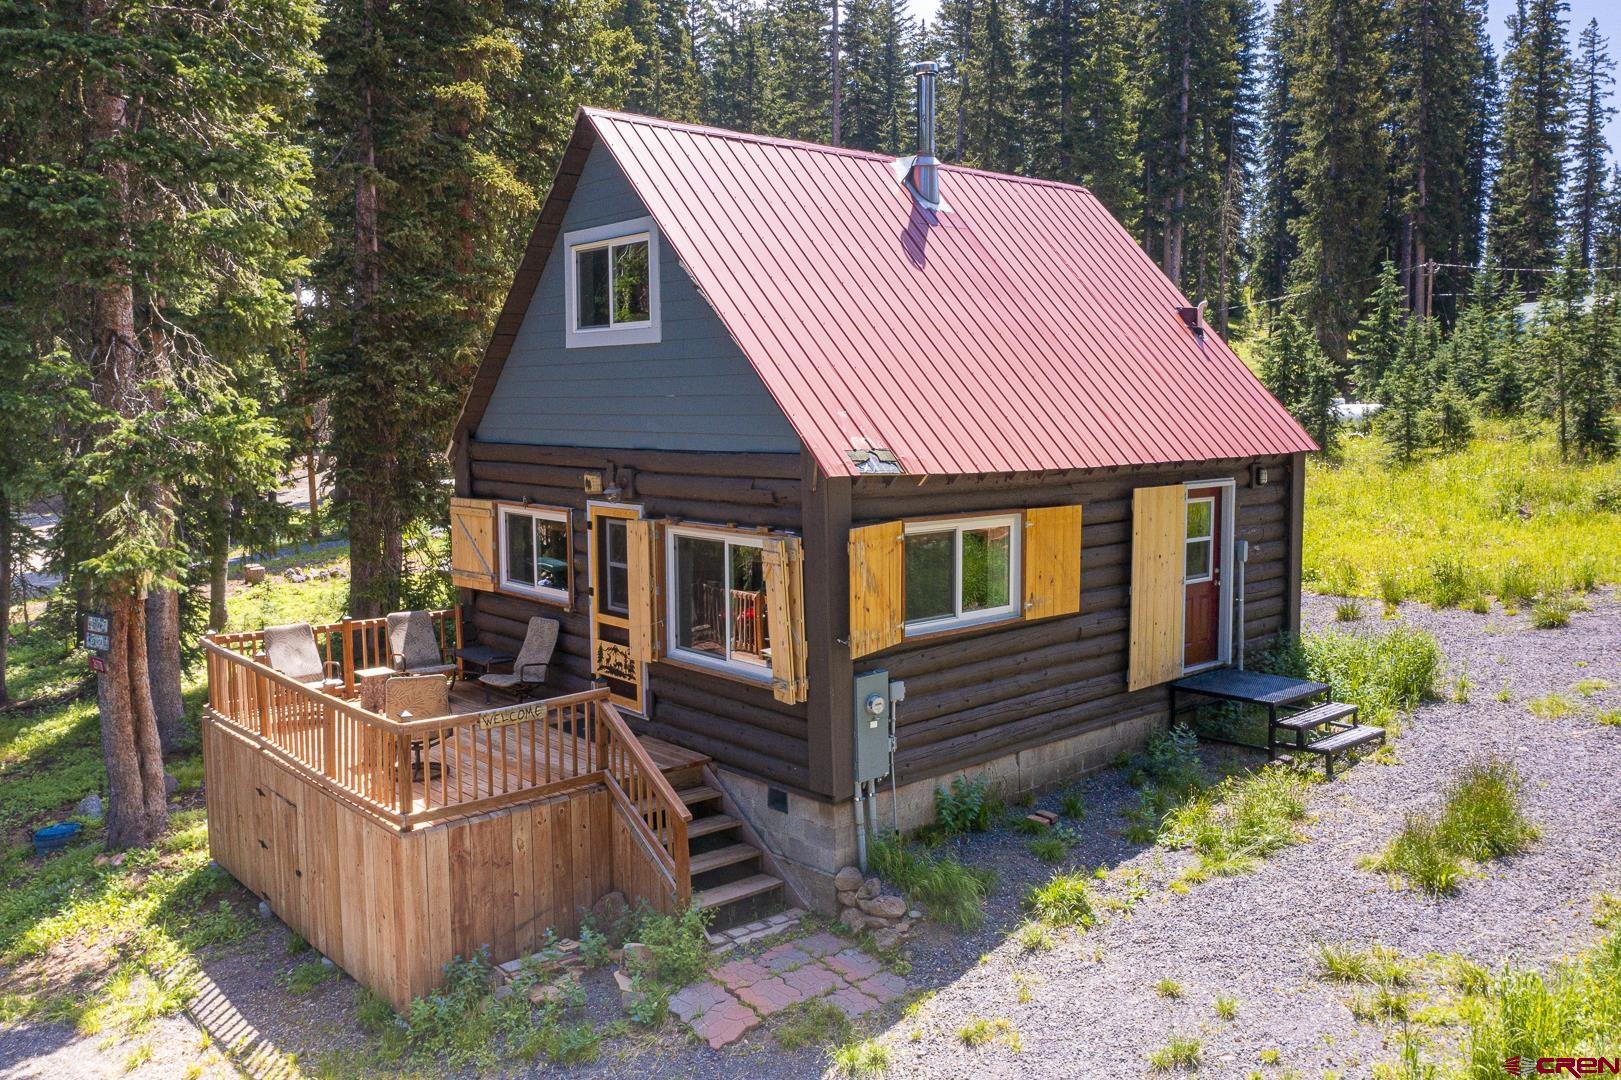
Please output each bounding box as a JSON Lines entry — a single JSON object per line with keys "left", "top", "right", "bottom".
{"left": 911, "top": 61, "right": 939, "bottom": 204}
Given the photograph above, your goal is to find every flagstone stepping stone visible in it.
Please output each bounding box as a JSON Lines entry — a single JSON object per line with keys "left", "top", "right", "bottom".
{"left": 825, "top": 948, "right": 884, "bottom": 982}
{"left": 826, "top": 984, "right": 880, "bottom": 1019}
{"left": 712, "top": 958, "right": 772, "bottom": 991}
{"left": 668, "top": 980, "right": 731, "bottom": 1024}
{"left": 759, "top": 943, "right": 812, "bottom": 972}
{"left": 735, "top": 976, "right": 804, "bottom": 1016}
{"left": 782, "top": 963, "right": 841, "bottom": 998}
{"left": 689, "top": 997, "right": 760, "bottom": 1049}
{"left": 794, "top": 931, "right": 846, "bottom": 958}
{"left": 856, "top": 971, "right": 909, "bottom": 1003}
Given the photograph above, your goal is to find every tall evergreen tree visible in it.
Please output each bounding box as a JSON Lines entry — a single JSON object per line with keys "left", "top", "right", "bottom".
{"left": 1352, "top": 262, "right": 1404, "bottom": 395}
{"left": 1249, "top": 0, "right": 1306, "bottom": 319}
{"left": 935, "top": 0, "right": 1025, "bottom": 171}
{"left": 1570, "top": 276, "right": 1620, "bottom": 457}
{"left": 1570, "top": 19, "right": 1615, "bottom": 269}
{"left": 312, "top": 0, "right": 629, "bottom": 615}
{"left": 1286, "top": 0, "right": 1391, "bottom": 367}
{"left": 706, "top": 0, "right": 770, "bottom": 132}
{"left": 618, "top": 0, "right": 706, "bottom": 120}
{"left": 1261, "top": 304, "right": 1340, "bottom": 451}
{"left": 0, "top": 0, "right": 319, "bottom": 847}
{"left": 1531, "top": 245, "right": 1587, "bottom": 458}
{"left": 1488, "top": 0, "right": 1573, "bottom": 292}
{"left": 762, "top": 0, "right": 835, "bottom": 141}
{"left": 1387, "top": 0, "right": 1491, "bottom": 318}
{"left": 842, "top": 0, "right": 917, "bottom": 152}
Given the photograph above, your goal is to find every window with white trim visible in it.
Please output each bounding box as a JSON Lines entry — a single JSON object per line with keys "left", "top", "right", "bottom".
{"left": 563, "top": 217, "right": 661, "bottom": 348}
{"left": 902, "top": 515, "right": 1021, "bottom": 634}
{"left": 1184, "top": 497, "right": 1214, "bottom": 582}
{"left": 499, "top": 505, "right": 570, "bottom": 603}
{"left": 666, "top": 526, "right": 771, "bottom": 678}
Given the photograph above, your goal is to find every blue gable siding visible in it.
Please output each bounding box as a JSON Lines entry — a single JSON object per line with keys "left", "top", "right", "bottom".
{"left": 476, "top": 144, "right": 801, "bottom": 453}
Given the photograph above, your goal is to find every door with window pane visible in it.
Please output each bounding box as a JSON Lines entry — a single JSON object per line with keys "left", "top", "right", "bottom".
{"left": 588, "top": 504, "right": 644, "bottom": 712}
{"left": 1182, "top": 487, "right": 1223, "bottom": 668}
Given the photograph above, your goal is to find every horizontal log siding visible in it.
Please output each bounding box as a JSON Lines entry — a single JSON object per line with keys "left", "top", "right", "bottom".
{"left": 464, "top": 439, "right": 811, "bottom": 791}
{"left": 848, "top": 456, "right": 1296, "bottom": 785}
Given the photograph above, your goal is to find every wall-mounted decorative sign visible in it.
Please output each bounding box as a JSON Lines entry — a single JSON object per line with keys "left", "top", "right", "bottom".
{"left": 81, "top": 611, "right": 111, "bottom": 673}
{"left": 582, "top": 472, "right": 603, "bottom": 495}
{"left": 595, "top": 640, "right": 636, "bottom": 683}
{"left": 475, "top": 700, "right": 550, "bottom": 730}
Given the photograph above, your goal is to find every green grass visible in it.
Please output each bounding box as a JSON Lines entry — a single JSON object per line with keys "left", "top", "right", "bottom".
{"left": 281, "top": 958, "right": 339, "bottom": 995}
{"left": 1158, "top": 765, "right": 1315, "bottom": 877}
{"left": 830, "top": 1037, "right": 891, "bottom": 1076}
{"left": 1314, "top": 943, "right": 1414, "bottom": 987}
{"left": 1023, "top": 871, "right": 1097, "bottom": 928}
{"left": 1147, "top": 1034, "right": 1203, "bottom": 1071}
{"left": 223, "top": 551, "right": 352, "bottom": 632}
{"left": 957, "top": 1016, "right": 1020, "bottom": 1050}
{"left": 1027, "top": 834, "right": 1070, "bottom": 863}
{"left": 870, "top": 833, "right": 996, "bottom": 930}
{"left": 1527, "top": 692, "right": 1578, "bottom": 719}
{"left": 1304, "top": 421, "right": 1621, "bottom": 605}
{"left": 1213, "top": 994, "right": 1239, "bottom": 1020}
{"left": 774, "top": 998, "right": 851, "bottom": 1050}
{"left": 1155, "top": 977, "right": 1184, "bottom": 999}
{"left": 1262, "top": 625, "right": 1442, "bottom": 729}
{"left": 1370, "top": 759, "right": 1538, "bottom": 896}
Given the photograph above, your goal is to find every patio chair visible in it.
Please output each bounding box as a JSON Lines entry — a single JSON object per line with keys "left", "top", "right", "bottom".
{"left": 263, "top": 623, "right": 344, "bottom": 693}
{"left": 384, "top": 674, "right": 451, "bottom": 781}
{"left": 387, "top": 610, "right": 456, "bottom": 680}
{"left": 478, "top": 617, "right": 559, "bottom": 702}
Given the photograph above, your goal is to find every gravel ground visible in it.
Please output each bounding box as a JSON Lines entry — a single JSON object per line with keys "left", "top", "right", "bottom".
{"left": 4, "top": 591, "right": 1617, "bottom": 1079}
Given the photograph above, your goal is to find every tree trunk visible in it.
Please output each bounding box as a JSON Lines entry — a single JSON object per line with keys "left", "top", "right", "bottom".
{"left": 87, "top": 0, "right": 168, "bottom": 848}
{"left": 144, "top": 586, "right": 185, "bottom": 754}
{"left": 830, "top": 0, "right": 841, "bottom": 146}
{"left": 208, "top": 488, "right": 230, "bottom": 630}
{"left": 1, "top": 489, "right": 10, "bottom": 707}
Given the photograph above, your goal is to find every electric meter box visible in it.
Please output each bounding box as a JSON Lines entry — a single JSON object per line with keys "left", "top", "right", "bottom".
{"left": 853, "top": 669, "right": 894, "bottom": 784}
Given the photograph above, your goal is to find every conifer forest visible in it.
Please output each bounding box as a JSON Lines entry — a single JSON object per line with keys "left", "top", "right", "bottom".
{"left": 1, "top": 0, "right": 1619, "bottom": 851}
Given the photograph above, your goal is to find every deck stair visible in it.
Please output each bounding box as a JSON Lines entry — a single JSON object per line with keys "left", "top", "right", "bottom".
{"left": 1171, "top": 667, "right": 1384, "bottom": 779}
{"left": 673, "top": 769, "right": 792, "bottom": 927}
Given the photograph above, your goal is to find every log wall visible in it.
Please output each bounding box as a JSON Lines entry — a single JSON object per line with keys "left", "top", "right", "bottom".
{"left": 204, "top": 715, "right": 674, "bottom": 1010}
{"left": 462, "top": 439, "right": 812, "bottom": 792}
{"left": 845, "top": 455, "right": 1299, "bottom": 784}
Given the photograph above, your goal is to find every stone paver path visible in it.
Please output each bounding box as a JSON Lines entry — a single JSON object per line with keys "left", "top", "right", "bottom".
{"left": 669, "top": 932, "right": 908, "bottom": 1048}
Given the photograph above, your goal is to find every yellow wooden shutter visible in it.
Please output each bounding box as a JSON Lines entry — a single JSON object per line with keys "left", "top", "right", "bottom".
{"left": 761, "top": 537, "right": 808, "bottom": 704}
{"left": 1128, "top": 485, "right": 1186, "bottom": 691}
{"left": 1022, "top": 505, "right": 1083, "bottom": 621}
{"left": 449, "top": 498, "right": 497, "bottom": 590}
{"left": 626, "top": 519, "right": 665, "bottom": 663}
{"left": 848, "top": 521, "right": 904, "bottom": 659}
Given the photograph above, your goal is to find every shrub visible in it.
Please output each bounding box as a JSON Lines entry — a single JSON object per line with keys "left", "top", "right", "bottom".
{"left": 1130, "top": 723, "right": 1206, "bottom": 795}
{"left": 1371, "top": 760, "right": 1536, "bottom": 896}
{"left": 626, "top": 906, "right": 709, "bottom": 988}
{"left": 934, "top": 775, "right": 998, "bottom": 835}
{"left": 1024, "top": 871, "right": 1096, "bottom": 928}
{"left": 1147, "top": 1034, "right": 1203, "bottom": 1071}
{"left": 869, "top": 833, "right": 994, "bottom": 930}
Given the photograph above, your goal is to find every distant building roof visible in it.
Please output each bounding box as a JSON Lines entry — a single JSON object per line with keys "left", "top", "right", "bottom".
{"left": 462, "top": 109, "right": 1316, "bottom": 477}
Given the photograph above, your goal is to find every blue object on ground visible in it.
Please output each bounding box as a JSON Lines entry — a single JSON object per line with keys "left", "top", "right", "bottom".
{"left": 32, "top": 821, "right": 82, "bottom": 856}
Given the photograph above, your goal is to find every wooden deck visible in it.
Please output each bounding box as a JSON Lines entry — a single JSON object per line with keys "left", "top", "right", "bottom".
{"left": 407, "top": 684, "right": 708, "bottom": 816}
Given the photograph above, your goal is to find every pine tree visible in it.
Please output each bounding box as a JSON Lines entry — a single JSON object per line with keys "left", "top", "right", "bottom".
{"left": 706, "top": 0, "right": 769, "bottom": 132}
{"left": 841, "top": 0, "right": 916, "bottom": 152}
{"left": 1488, "top": 0, "right": 1573, "bottom": 293}
{"left": 1387, "top": 0, "right": 1492, "bottom": 318}
{"left": 1352, "top": 262, "right": 1404, "bottom": 395}
{"left": 1570, "top": 19, "right": 1615, "bottom": 269}
{"left": 934, "top": 0, "right": 1025, "bottom": 171}
{"left": 1481, "top": 268, "right": 1529, "bottom": 415}
{"left": 762, "top": 0, "right": 834, "bottom": 141}
{"left": 618, "top": 0, "right": 706, "bottom": 120}
{"left": 1286, "top": 0, "right": 1390, "bottom": 368}
{"left": 1569, "top": 276, "right": 1619, "bottom": 458}
{"left": 1378, "top": 321, "right": 1435, "bottom": 462}
{"left": 1249, "top": 0, "right": 1305, "bottom": 317}
{"left": 1261, "top": 305, "right": 1340, "bottom": 451}
{"left": 1530, "top": 245, "right": 1587, "bottom": 458}
{"left": 0, "top": 0, "right": 319, "bottom": 847}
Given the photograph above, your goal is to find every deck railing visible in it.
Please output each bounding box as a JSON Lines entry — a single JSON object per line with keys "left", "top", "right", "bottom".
{"left": 207, "top": 609, "right": 460, "bottom": 698}
{"left": 202, "top": 634, "right": 690, "bottom": 898}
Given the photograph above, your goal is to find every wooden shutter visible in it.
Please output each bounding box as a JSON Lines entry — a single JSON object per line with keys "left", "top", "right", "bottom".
{"left": 762, "top": 537, "right": 808, "bottom": 704}
{"left": 449, "top": 498, "right": 496, "bottom": 590}
{"left": 1128, "top": 485, "right": 1186, "bottom": 691}
{"left": 1022, "top": 505, "right": 1083, "bottom": 621}
{"left": 626, "top": 519, "right": 665, "bottom": 663}
{"left": 848, "top": 521, "right": 904, "bottom": 659}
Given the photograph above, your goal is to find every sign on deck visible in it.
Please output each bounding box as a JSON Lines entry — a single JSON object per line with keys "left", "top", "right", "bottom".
{"left": 475, "top": 700, "right": 552, "bottom": 730}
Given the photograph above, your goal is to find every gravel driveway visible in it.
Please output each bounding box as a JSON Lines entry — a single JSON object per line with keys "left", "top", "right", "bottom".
{"left": 869, "top": 591, "right": 1621, "bottom": 1078}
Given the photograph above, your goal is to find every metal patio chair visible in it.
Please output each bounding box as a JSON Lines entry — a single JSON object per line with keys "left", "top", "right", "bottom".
{"left": 477, "top": 617, "right": 559, "bottom": 702}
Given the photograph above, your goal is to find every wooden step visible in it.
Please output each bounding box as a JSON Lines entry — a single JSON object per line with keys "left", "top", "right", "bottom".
{"left": 1303, "top": 725, "right": 1385, "bottom": 755}
{"left": 689, "top": 842, "right": 760, "bottom": 875}
{"left": 694, "top": 873, "right": 782, "bottom": 911}
{"left": 687, "top": 813, "right": 741, "bottom": 838}
{"left": 1274, "top": 701, "right": 1358, "bottom": 731}
{"left": 679, "top": 785, "right": 723, "bottom": 806}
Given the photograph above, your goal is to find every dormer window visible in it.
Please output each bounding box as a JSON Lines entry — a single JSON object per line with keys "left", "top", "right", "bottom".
{"left": 564, "top": 216, "right": 661, "bottom": 348}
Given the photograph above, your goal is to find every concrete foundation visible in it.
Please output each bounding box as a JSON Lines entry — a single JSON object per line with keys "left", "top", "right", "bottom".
{"left": 713, "top": 710, "right": 1166, "bottom": 914}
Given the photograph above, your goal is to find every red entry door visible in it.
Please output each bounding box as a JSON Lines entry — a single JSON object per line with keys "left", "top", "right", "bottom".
{"left": 1182, "top": 486, "right": 1223, "bottom": 668}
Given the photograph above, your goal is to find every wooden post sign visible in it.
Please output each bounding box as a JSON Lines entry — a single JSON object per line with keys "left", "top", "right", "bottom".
{"left": 475, "top": 700, "right": 552, "bottom": 731}
{"left": 81, "top": 611, "right": 112, "bottom": 673}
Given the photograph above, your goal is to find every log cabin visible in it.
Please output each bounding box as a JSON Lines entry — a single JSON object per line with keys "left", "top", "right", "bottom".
{"left": 444, "top": 65, "right": 1318, "bottom": 914}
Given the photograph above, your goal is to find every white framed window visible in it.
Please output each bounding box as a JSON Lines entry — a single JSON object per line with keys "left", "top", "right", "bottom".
{"left": 1184, "top": 496, "right": 1214, "bottom": 583}
{"left": 665, "top": 525, "right": 772, "bottom": 680}
{"left": 563, "top": 216, "right": 661, "bottom": 348}
{"left": 902, "top": 515, "right": 1021, "bottom": 634}
{"left": 499, "top": 505, "right": 570, "bottom": 603}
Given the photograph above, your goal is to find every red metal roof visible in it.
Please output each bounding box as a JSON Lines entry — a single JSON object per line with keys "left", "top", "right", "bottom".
{"left": 582, "top": 108, "right": 1317, "bottom": 477}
